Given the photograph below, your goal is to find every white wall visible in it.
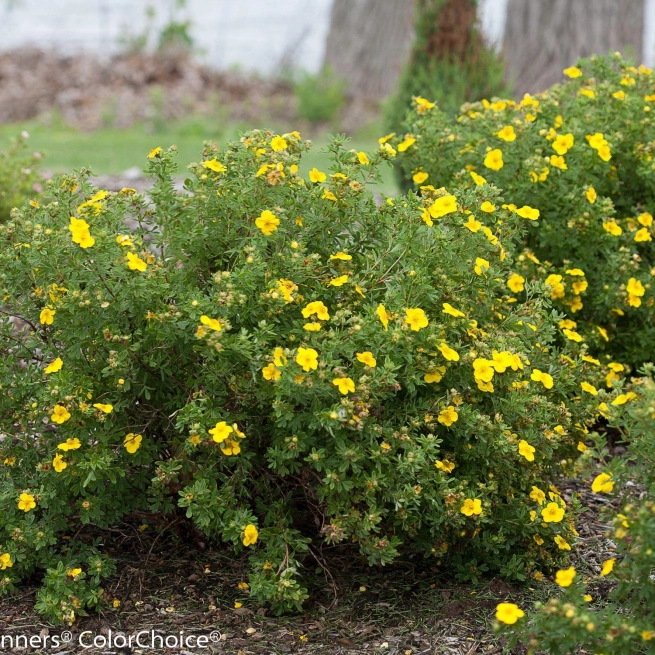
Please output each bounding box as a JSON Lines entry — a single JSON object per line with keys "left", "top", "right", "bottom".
{"left": 0, "top": 0, "right": 333, "bottom": 74}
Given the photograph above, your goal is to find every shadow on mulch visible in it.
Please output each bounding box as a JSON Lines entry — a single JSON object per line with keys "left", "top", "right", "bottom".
{"left": 0, "top": 476, "right": 619, "bottom": 654}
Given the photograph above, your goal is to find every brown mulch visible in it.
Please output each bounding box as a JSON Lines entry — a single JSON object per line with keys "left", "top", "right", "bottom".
{"left": 0, "top": 48, "right": 297, "bottom": 132}
{"left": 0, "top": 474, "right": 622, "bottom": 655}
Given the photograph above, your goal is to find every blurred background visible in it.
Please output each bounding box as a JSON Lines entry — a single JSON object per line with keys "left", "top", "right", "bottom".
{"left": 0, "top": 0, "right": 653, "bottom": 193}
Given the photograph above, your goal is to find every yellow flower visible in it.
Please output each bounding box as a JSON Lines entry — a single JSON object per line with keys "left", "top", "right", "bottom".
{"left": 507, "top": 274, "right": 525, "bottom": 293}
{"left": 333, "top": 377, "right": 355, "bottom": 395}
{"left": 463, "top": 216, "right": 482, "bottom": 232}
{"left": 496, "top": 126, "right": 516, "bottom": 142}
{"left": 531, "top": 369, "right": 553, "bottom": 389}
{"left": 533, "top": 534, "right": 544, "bottom": 545}
{"left": 329, "top": 275, "right": 349, "bottom": 287}
{"left": 634, "top": 227, "right": 652, "bottom": 242}
{"left": 442, "top": 302, "right": 465, "bottom": 318}
{"left": 126, "top": 252, "right": 147, "bottom": 271}
{"left": 638, "top": 212, "right": 653, "bottom": 227}
{"left": 603, "top": 221, "right": 622, "bottom": 236}
{"left": 200, "top": 315, "right": 222, "bottom": 332}
{"left": 438, "top": 406, "right": 458, "bottom": 427}
{"left": 626, "top": 277, "right": 645, "bottom": 299}
{"left": 552, "top": 133, "right": 574, "bottom": 155}
{"left": 242, "top": 524, "right": 259, "bottom": 546}
{"left": 495, "top": 603, "right": 525, "bottom": 625}
{"left": 461, "top": 498, "right": 482, "bottom": 516}
{"left": 270, "top": 136, "right": 287, "bottom": 151}
{"left": 148, "top": 147, "right": 162, "bottom": 159}
{"left": 518, "top": 440, "right": 535, "bottom": 462}
{"left": 302, "top": 301, "right": 329, "bottom": 321}
{"left": 53, "top": 454, "right": 67, "bottom": 473}
{"left": 542, "top": 502, "right": 565, "bottom": 522}
{"left": 0, "top": 553, "right": 12, "bottom": 570}
{"left": 515, "top": 205, "right": 540, "bottom": 220}
{"left": 376, "top": 304, "right": 389, "bottom": 330}
{"left": 356, "top": 352, "right": 376, "bottom": 368}
{"left": 357, "top": 151, "right": 370, "bottom": 165}
{"left": 45, "top": 357, "right": 63, "bottom": 374}
{"left": 330, "top": 251, "right": 352, "bottom": 261}
{"left": 484, "top": 149, "right": 504, "bottom": 171}
{"left": 303, "top": 322, "right": 321, "bottom": 331}
{"left": 581, "top": 381, "right": 598, "bottom": 395}
{"left": 563, "top": 66, "right": 582, "bottom": 78}
{"left": 397, "top": 136, "right": 416, "bottom": 152}
{"left": 586, "top": 187, "right": 597, "bottom": 203}
{"left": 58, "top": 438, "right": 81, "bottom": 451}
{"left": 116, "top": 234, "right": 134, "bottom": 247}
{"left": 591, "top": 472, "right": 614, "bottom": 493}
{"left": 308, "top": 168, "right": 327, "bottom": 183}
{"left": 51, "top": 405, "right": 71, "bottom": 424}
{"left": 424, "top": 368, "right": 445, "bottom": 384}
{"left": 600, "top": 558, "right": 616, "bottom": 577}
{"left": 124, "top": 433, "right": 142, "bottom": 454}
{"left": 473, "top": 358, "right": 495, "bottom": 382}
{"left": 17, "top": 493, "right": 36, "bottom": 512}
{"left": 40, "top": 308, "right": 56, "bottom": 325}
{"left": 209, "top": 421, "right": 233, "bottom": 444}
{"left": 296, "top": 347, "right": 319, "bottom": 372}
{"left": 611, "top": 392, "right": 637, "bottom": 406}
{"left": 469, "top": 171, "right": 487, "bottom": 186}
{"left": 642, "top": 631, "right": 654, "bottom": 641}
{"left": 428, "top": 194, "right": 457, "bottom": 219}
{"left": 415, "top": 96, "right": 435, "bottom": 112}
{"left": 550, "top": 155, "right": 567, "bottom": 170}
{"left": 93, "top": 403, "right": 113, "bottom": 414}
{"left": 435, "top": 459, "right": 455, "bottom": 473}
{"left": 480, "top": 201, "right": 496, "bottom": 213}
{"left": 202, "top": 159, "right": 226, "bottom": 174}
{"left": 221, "top": 438, "right": 241, "bottom": 456}
{"left": 438, "top": 343, "right": 459, "bottom": 362}
{"left": 530, "top": 486, "right": 546, "bottom": 505}
{"left": 474, "top": 257, "right": 490, "bottom": 275}
{"left": 255, "top": 210, "right": 280, "bottom": 236}
{"left": 412, "top": 171, "right": 429, "bottom": 184}
{"left": 612, "top": 90, "right": 626, "bottom": 100}
{"left": 563, "top": 328, "right": 583, "bottom": 342}
{"left": 555, "top": 566, "right": 576, "bottom": 587}
{"left": 405, "top": 308, "right": 428, "bottom": 331}
{"left": 68, "top": 217, "right": 95, "bottom": 248}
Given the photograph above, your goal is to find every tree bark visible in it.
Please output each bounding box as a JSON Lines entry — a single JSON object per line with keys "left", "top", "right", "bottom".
{"left": 323, "top": 0, "right": 417, "bottom": 102}
{"left": 503, "top": 0, "right": 645, "bottom": 97}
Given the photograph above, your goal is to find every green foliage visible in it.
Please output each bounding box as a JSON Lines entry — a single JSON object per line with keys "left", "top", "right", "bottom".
{"left": 0, "top": 132, "right": 42, "bottom": 223}
{"left": 385, "top": 0, "right": 507, "bottom": 190}
{"left": 394, "top": 53, "right": 655, "bottom": 367}
{"left": 0, "top": 131, "right": 607, "bottom": 621}
{"left": 498, "top": 367, "right": 655, "bottom": 654}
{"left": 294, "top": 67, "right": 346, "bottom": 124}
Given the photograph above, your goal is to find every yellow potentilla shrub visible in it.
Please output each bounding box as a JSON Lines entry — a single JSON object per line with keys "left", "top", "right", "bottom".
{"left": 395, "top": 53, "right": 655, "bottom": 367}
{"left": 0, "top": 130, "right": 601, "bottom": 622}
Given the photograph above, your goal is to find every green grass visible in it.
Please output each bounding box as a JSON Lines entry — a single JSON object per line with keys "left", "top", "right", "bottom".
{"left": 0, "top": 119, "right": 398, "bottom": 196}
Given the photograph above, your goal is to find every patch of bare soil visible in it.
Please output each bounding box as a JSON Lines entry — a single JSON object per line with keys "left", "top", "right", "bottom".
{"left": 0, "top": 474, "right": 621, "bottom": 655}
{"left": 0, "top": 48, "right": 296, "bottom": 131}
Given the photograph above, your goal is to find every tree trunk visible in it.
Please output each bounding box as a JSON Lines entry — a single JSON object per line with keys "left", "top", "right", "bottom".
{"left": 503, "top": 0, "right": 645, "bottom": 97}
{"left": 323, "top": 0, "right": 417, "bottom": 103}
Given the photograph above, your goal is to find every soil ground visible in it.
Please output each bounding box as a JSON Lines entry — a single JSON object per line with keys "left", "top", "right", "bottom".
{"left": 0, "top": 479, "right": 618, "bottom": 655}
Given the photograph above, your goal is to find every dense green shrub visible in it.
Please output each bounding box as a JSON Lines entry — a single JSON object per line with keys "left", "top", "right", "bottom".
{"left": 294, "top": 67, "right": 346, "bottom": 124}
{"left": 385, "top": 0, "right": 507, "bottom": 190}
{"left": 496, "top": 366, "right": 655, "bottom": 654}
{"left": 0, "top": 131, "right": 607, "bottom": 623}
{"left": 393, "top": 53, "right": 655, "bottom": 367}
{"left": 0, "top": 132, "right": 43, "bottom": 223}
